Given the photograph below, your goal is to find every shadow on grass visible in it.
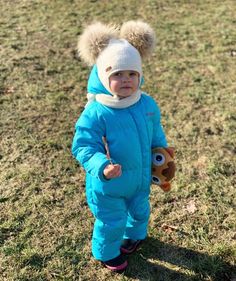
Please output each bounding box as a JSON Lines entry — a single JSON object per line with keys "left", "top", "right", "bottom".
{"left": 124, "top": 237, "right": 235, "bottom": 281}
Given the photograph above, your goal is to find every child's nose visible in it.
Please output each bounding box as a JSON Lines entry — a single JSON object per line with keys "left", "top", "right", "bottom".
{"left": 122, "top": 75, "right": 131, "bottom": 82}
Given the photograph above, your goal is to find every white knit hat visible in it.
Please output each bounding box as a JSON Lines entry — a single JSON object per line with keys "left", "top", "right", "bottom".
{"left": 78, "top": 21, "right": 156, "bottom": 93}
{"left": 96, "top": 39, "right": 142, "bottom": 93}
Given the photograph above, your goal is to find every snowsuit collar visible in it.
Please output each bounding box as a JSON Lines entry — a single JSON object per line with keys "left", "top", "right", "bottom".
{"left": 86, "top": 90, "right": 142, "bottom": 109}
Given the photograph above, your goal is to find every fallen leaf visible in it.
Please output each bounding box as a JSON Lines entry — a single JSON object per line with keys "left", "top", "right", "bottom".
{"left": 186, "top": 200, "right": 197, "bottom": 214}
{"left": 230, "top": 50, "right": 236, "bottom": 57}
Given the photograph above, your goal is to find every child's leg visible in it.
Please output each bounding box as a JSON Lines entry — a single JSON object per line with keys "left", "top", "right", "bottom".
{"left": 123, "top": 192, "right": 150, "bottom": 240}
{"left": 89, "top": 191, "right": 128, "bottom": 262}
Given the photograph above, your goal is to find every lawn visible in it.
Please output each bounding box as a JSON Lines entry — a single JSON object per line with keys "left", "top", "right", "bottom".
{"left": 0, "top": 0, "right": 235, "bottom": 280}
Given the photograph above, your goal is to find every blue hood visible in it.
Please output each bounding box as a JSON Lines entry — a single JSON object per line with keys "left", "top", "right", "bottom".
{"left": 87, "top": 65, "right": 112, "bottom": 95}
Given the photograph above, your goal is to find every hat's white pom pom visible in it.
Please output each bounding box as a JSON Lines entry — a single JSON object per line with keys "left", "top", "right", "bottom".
{"left": 120, "top": 21, "right": 156, "bottom": 59}
{"left": 78, "top": 22, "right": 118, "bottom": 65}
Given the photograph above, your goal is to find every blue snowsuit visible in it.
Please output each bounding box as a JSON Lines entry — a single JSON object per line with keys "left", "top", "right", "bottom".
{"left": 72, "top": 65, "right": 167, "bottom": 261}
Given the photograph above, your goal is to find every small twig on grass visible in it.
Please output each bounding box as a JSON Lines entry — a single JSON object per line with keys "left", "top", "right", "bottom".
{"left": 161, "top": 223, "right": 189, "bottom": 236}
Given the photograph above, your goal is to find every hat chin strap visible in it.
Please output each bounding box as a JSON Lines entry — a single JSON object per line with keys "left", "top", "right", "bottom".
{"left": 86, "top": 90, "right": 142, "bottom": 109}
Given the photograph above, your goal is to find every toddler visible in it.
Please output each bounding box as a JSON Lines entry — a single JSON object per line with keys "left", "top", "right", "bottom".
{"left": 72, "top": 21, "right": 168, "bottom": 272}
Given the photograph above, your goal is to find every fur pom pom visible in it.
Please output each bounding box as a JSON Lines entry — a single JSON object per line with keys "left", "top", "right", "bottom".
{"left": 78, "top": 22, "right": 118, "bottom": 65}
{"left": 120, "top": 21, "right": 156, "bottom": 59}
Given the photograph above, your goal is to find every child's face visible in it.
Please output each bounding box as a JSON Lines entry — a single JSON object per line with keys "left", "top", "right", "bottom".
{"left": 109, "top": 70, "right": 139, "bottom": 98}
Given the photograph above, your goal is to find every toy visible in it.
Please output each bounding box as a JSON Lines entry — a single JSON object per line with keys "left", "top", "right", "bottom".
{"left": 151, "top": 147, "right": 176, "bottom": 192}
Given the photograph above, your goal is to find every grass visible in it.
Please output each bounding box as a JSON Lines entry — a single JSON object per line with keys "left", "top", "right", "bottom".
{"left": 0, "top": 0, "right": 236, "bottom": 280}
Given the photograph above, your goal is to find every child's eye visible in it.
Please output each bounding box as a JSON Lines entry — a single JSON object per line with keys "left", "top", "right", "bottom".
{"left": 114, "top": 72, "right": 122, "bottom": 76}
{"left": 130, "top": 72, "right": 138, "bottom": 76}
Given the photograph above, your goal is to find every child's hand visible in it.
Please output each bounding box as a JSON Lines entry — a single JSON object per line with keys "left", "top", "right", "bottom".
{"left": 103, "top": 164, "right": 122, "bottom": 179}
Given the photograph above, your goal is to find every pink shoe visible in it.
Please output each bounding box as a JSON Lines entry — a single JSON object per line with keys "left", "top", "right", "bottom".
{"left": 102, "top": 254, "right": 128, "bottom": 272}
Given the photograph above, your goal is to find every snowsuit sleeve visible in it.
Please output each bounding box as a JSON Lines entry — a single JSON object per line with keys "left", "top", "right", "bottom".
{"left": 151, "top": 100, "right": 168, "bottom": 148}
{"left": 71, "top": 104, "right": 111, "bottom": 182}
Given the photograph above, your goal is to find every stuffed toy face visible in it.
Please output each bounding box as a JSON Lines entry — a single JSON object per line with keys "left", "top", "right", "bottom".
{"left": 152, "top": 147, "right": 176, "bottom": 192}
